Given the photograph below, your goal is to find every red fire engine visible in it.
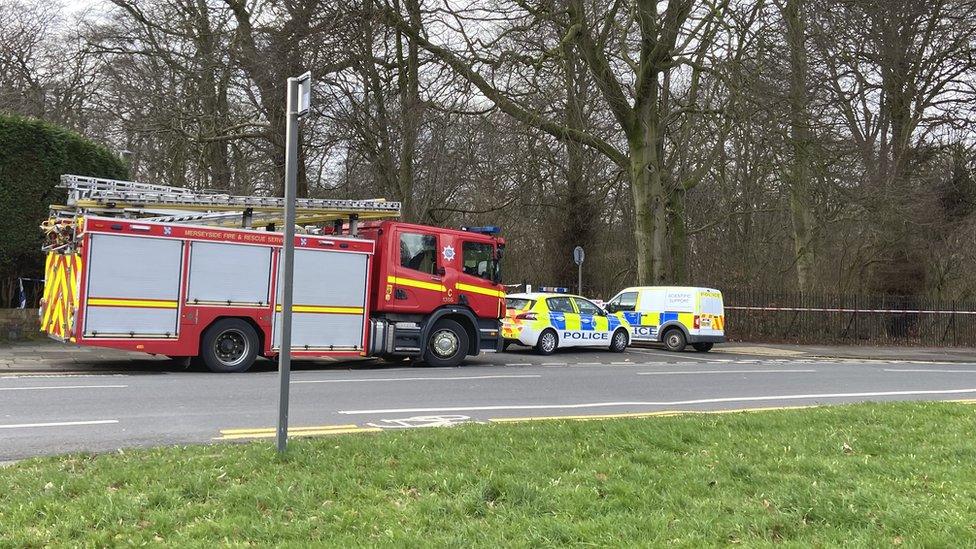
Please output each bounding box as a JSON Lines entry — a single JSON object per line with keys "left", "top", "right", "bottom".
{"left": 39, "top": 175, "right": 505, "bottom": 372}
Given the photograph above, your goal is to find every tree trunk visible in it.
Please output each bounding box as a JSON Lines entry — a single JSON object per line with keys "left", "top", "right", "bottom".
{"left": 395, "top": 0, "right": 422, "bottom": 221}
{"left": 783, "top": 0, "right": 817, "bottom": 292}
{"left": 629, "top": 138, "right": 667, "bottom": 285}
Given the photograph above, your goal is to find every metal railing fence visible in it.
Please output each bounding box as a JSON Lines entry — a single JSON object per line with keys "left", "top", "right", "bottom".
{"left": 723, "top": 288, "right": 976, "bottom": 347}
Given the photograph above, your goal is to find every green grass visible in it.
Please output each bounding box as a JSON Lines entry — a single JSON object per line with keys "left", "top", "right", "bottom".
{"left": 2, "top": 402, "right": 976, "bottom": 546}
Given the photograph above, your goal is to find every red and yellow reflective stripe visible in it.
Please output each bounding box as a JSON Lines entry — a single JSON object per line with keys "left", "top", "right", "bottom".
{"left": 455, "top": 282, "right": 505, "bottom": 298}
{"left": 387, "top": 275, "right": 445, "bottom": 292}
{"left": 275, "top": 304, "right": 364, "bottom": 315}
{"left": 88, "top": 297, "right": 178, "bottom": 309}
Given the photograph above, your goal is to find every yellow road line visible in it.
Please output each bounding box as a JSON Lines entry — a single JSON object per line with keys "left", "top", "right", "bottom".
{"left": 489, "top": 404, "right": 821, "bottom": 424}
{"left": 221, "top": 424, "right": 358, "bottom": 435}
{"left": 218, "top": 427, "right": 382, "bottom": 440}
{"left": 214, "top": 425, "right": 382, "bottom": 440}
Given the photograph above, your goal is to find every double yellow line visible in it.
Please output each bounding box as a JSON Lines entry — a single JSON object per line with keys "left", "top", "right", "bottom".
{"left": 216, "top": 424, "right": 381, "bottom": 441}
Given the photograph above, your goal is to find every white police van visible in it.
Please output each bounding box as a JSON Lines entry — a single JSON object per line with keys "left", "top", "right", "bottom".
{"left": 605, "top": 286, "right": 725, "bottom": 352}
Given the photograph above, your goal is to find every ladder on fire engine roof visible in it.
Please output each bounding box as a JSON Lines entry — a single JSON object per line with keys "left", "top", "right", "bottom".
{"left": 52, "top": 174, "right": 401, "bottom": 229}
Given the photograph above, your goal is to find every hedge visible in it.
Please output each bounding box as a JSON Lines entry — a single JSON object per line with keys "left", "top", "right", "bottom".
{"left": 0, "top": 114, "right": 128, "bottom": 280}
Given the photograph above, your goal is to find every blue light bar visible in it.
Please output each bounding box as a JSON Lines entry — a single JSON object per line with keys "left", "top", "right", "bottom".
{"left": 460, "top": 225, "right": 501, "bottom": 235}
{"left": 540, "top": 286, "right": 569, "bottom": 293}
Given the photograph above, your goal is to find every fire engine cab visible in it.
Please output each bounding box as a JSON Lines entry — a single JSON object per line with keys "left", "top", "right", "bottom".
{"left": 39, "top": 175, "right": 505, "bottom": 372}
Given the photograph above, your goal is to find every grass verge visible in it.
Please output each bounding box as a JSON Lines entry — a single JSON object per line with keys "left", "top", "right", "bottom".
{"left": 2, "top": 402, "right": 975, "bottom": 546}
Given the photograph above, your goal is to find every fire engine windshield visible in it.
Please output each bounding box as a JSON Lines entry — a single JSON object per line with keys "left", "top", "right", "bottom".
{"left": 462, "top": 241, "right": 496, "bottom": 281}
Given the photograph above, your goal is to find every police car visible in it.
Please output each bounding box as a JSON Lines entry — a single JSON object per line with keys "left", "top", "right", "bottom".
{"left": 502, "top": 292, "right": 630, "bottom": 355}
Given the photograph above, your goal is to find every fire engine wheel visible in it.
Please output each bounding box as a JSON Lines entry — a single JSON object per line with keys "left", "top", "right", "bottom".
{"left": 662, "top": 328, "right": 687, "bottom": 352}
{"left": 609, "top": 329, "right": 629, "bottom": 353}
{"left": 692, "top": 342, "right": 714, "bottom": 352}
{"left": 535, "top": 329, "right": 558, "bottom": 355}
{"left": 424, "top": 319, "right": 469, "bottom": 368}
{"left": 201, "top": 319, "right": 259, "bottom": 373}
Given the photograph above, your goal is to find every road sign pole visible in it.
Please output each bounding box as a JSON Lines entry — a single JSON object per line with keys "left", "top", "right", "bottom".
{"left": 573, "top": 246, "right": 585, "bottom": 295}
{"left": 277, "top": 72, "right": 311, "bottom": 454}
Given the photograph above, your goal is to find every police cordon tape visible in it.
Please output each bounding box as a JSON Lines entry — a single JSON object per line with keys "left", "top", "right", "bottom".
{"left": 725, "top": 305, "right": 976, "bottom": 315}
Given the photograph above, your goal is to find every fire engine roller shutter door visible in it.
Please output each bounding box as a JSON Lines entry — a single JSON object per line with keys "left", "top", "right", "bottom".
{"left": 274, "top": 248, "right": 368, "bottom": 349}
{"left": 84, "top": 234, "right": 182, "bottom": 336}
{"left": 187, "top": 242, "right": 272, "bottom": 305}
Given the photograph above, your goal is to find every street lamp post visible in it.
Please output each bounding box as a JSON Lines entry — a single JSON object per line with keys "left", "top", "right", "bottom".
{"left": 277, "top": 71, "right": 311, "bottom": 454}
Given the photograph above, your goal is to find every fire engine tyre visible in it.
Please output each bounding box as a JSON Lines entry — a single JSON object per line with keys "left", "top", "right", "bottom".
{"left": 662, "top": 328, "right": 687, "bottom": 352}
{"left": 201, "top": 319, "right": 259, "bottom": 373}
{"left": 424, "top": 319, "right": 469, "bottom": 368}
{"left": 535, "top": 329, "right": 558, "bottom": 356}
{"left": 609, "top": 329, "right": 629, "bottom": 353}
{"left": 693, "top": 342, "right": 714, "bottom": 352}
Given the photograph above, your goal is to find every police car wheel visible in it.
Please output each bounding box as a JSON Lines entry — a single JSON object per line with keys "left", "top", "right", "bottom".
{"left": 662, "top": 328, "right": 687, "bottom": 352}
{"left": 692, "top": 342, "right": 714, "bottom": 352}
{"left": 423, "top": 319, "right": 469, "bottom": 367}
{"left": 609, "top": 329, "right": 628, "bottom": 353}
{"left": 201, "top": 318, "right": 259, "bottom": 373}
{"left": 535, "top": 329, "right": 558, "bottom": 355}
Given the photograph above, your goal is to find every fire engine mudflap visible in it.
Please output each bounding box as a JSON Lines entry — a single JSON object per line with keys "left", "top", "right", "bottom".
{"left": 38, "top": 176, "right": 505, "bottom": 372}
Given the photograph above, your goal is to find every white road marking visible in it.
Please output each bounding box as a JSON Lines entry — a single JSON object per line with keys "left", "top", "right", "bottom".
{"left": 0, "top": 384, "right": 127, "bottom": 391}
{"left": 504, "top": 363, "right": 532, "bottom": 366}
{"left": 540, "top": 362, "right": 566, "bottom": 366}
{"left": 0, "top": 419, "right": 119, "bottom": 430}
{"left": 574, "top": 362, "right": 602, "bottom": 366}
{"left": 295, "top": 374, "right": 540, "bottom": 384}
{"left": 637, "top": 369, "right": 817, "bottom": 375}
{"left": 338, "top": 387, "right": 976, "bottom": 415}
{"left": 611, "top": 361, "right": 634, "bottom": 365}
{"left": 629, "top": 349, "right": 721, "bottom": 362}
{"left": 884, "top": 369, "right": 976, "bottom": 373}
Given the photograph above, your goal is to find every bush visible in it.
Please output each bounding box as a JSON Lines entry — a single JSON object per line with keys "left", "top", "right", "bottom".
{"left": 0, "top": 114, "right": 127, "bottom": 280}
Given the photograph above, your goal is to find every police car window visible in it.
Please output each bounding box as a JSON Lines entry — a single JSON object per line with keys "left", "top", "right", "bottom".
{"left": 547, "top": 297, "right": 575, "bottom": 313}
{"left": 575, "top": 299, "right": 602, "bottom": 315}
{"left": 506, "top": 298, "right": 533, "bottom": 310}
{"left": 610, "top": 292, "right": 638, "bottom": 311}
{"left": 400, "top": 233, "right": 437, "bottom": 275}
{"left": 462, "top": 242, "right": 494, "bottom": 280}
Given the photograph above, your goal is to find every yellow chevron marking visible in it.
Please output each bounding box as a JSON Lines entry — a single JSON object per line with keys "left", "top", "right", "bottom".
{"left": 455, "top": 282, "right": 505, "bottom": 298}
{"left": 274, "top": 305, "right": 364, "bottom": 315}
{"left": 88, "top": 298, "right": 178, "bottom": 309}
{"left": 387, "top": 275, "right": 446, "bottom": 292}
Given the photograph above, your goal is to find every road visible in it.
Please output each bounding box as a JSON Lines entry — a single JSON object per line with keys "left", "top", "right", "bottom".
{"left": 3, "top": 344, "right": 976, "bottom": 460}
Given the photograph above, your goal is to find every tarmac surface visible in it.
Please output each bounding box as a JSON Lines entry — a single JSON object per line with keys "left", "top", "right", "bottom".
{"left": 3, "top": 339, "right": 976, "bottom": 460}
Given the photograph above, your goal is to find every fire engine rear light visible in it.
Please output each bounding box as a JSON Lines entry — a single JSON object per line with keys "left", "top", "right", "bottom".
{"left": 694, "top": 315, "right": 700, "bottom": 329}
{"left": 515, "top": 312, "right": 537, "bottom": 320}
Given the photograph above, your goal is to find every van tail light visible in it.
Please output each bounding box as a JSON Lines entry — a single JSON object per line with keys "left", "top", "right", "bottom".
{"left": 515, "top": 312, "right": 537, "bottom": 321}
{"left": 693, "top": 315, "right": 700, "bottom": 329}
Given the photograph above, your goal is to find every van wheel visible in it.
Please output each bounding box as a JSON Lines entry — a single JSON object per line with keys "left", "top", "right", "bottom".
{"left": 201, "top": 318, "right": 259, "bottom": 373}
{"left": 662, "top": 328, "right": 687, "bottom": 352}
{"left": 693, "top": 342, "right": 714, "bottom": 352}
{"left": 535, "top": 329, "right": 558, "bottom": 355}
{"left": 609, "top": 329, "right": 628, "bottom": 352}
{"left": 424, "top": 319, "right": 469, "bottom": 367}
